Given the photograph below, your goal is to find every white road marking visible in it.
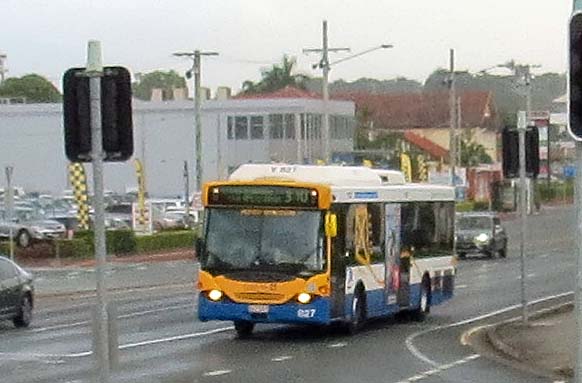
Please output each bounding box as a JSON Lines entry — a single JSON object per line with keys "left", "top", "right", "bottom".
{"left": 540, "top": 254, "right": 549, "bottom": 258}
{"left": 271, "top": 355, "right": 293, "bottom": 362}
{"left": 395, "top": 354, "right": 480, "bottom": 383}
{"left": 31, "top": 303, "right": 193, "bottom": 333}
{"left": 456, "top": 284, "right": 468, "bottom": 289}
{"left": 327, "top": 342, "right": 347, "bottom": 348}
{"left": 405, "top": 290, "right": 574, "bottom": 367}
{"left": 203, "top": 369, "right": 232, "bottom": 377}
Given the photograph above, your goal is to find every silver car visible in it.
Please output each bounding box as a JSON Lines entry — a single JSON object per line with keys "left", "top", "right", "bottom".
{"left": 0, "top": 208, "right": 66, "bottom": 248}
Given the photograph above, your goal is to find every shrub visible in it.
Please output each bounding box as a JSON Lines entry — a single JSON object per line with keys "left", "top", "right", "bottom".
{"left": 455, "top": 201, "right": 475, "bottom": 212}
{"left": 53, "top": 239, "right": 92, "bottom": 259}
{"left": 135, "top": 230, "right": 197, "bottom": 254}
{"left": 74, "top": 229, "right": 136, "bottom": 255}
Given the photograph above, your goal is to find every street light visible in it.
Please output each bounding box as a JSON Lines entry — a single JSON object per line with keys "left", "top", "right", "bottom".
{"left": 306, "top": 34, "right": 393, "bottom": 164}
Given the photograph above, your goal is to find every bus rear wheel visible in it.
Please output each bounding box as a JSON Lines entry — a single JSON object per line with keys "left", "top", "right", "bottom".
{"left": 234, "top": 321, "right": 254, "bottom": 338}
{"left": 411, "top": 278, "right": 431, "bottom": 321}
{"left": 346, "top": 290, "right": 366, "bottom": 334}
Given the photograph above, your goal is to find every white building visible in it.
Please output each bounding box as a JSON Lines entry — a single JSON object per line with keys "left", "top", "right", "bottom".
{"left": 0, "top": 86, "right": 355, "bottom": 196}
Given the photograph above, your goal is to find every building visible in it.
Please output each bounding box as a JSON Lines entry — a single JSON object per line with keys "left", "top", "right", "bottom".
{"left": 0, "top": 86, "right": 354, "bottom": 196}
{"left": 340, "top": 91, "right": 502, "bottom": 162}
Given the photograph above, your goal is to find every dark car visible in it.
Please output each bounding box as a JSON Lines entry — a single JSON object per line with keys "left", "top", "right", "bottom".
{"left": 0, "top": 256, "right": 34, "bottom": 327}
{"left": 456, "top": 212, "right": 507, "bottom": 259}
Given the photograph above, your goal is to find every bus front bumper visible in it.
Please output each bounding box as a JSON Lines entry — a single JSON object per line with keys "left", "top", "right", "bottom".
{"left": 198, "top": 294, "right": 331, "bottom": 325}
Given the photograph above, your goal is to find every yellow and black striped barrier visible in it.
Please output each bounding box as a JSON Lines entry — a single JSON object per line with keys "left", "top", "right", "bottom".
{"left": 68, "top": 162, "right": 90, "bottom": 230}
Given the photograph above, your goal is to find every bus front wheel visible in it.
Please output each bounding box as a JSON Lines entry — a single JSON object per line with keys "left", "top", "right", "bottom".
{"left": 234, "top": 321, "right": 254, "bottom": 338}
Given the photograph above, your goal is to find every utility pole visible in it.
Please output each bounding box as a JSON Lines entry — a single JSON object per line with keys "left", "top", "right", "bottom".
{"left": 517, "top": 111, "right": 529, "bottom": 324}
{"left": 456, "top": 96, "right": 462, "bottom": 169}
{"left": 4, "top": 166, "right": 14, "bottom": 261}
{"left": 183, "top": 160, "right": 190, "bottom": 226}
{"left": 0, "top": 53, "right": 7, "bottom": 85}
{"left": 303, "top": 21, "right": 350, "bottom": 164}
{"left": 173, "top": 50, "right": 219, "bottom": 192}
{"left": 449, "top": 49, "right": 456, "bottom": 187}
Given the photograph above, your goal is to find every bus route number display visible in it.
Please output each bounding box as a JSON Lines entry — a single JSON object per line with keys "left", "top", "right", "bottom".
{"left": 209, "top": 185, "right": 318, "bottom": 208}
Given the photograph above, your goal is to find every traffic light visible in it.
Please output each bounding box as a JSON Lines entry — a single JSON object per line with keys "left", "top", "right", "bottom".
{"left": 63, "top": 66, "right": 133, "bottom": 162}
{"left": 502, "top": 126, "right": 539, "bottom": 179}
{"left": 569, "top": 12, "right": 582, "bottom": 139}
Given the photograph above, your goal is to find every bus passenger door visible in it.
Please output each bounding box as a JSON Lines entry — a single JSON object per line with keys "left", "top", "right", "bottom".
{"left": 330, "top": 208, "right": 347, "bottom": 319}
{"left": 384, "top": 204, "right": 401, "bottom": 307}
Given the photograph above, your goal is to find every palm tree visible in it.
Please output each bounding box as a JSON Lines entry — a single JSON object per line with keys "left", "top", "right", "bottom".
{"left": 241, "top": 55, "right": 309, "bottom": 95}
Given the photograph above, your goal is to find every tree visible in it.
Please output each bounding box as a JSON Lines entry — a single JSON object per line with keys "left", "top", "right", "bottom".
{"left": 132, "top": 70, "right": 187, "bottom": 101}
{"left": 0, "top": 74, "right": 61, "bottom": 103}
{"left": 460, "top": 138, "right": 493, "bottom": 167}
{"left": 241, "top": 55, "right": 309, "bottom": 94}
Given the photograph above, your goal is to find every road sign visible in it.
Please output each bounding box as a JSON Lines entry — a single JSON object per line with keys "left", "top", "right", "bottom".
{"left": 63, "top": 66, "right": 134, "bottom": 162}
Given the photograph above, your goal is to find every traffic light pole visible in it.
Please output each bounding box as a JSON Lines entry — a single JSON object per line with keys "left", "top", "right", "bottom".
{"left": 517, "top": 111, "right": 528, "bottom": 324}
{"left": 86, "top": 40, "right": 111, "bottom": 383}
{"left": 576, "top": 141, "right": 582, "bottom": 383}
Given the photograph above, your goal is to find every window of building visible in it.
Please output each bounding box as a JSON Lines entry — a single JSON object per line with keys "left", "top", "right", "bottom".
{"left": 227, "top": 116, "right": 234, "bottom": 140}
{"left": 269, "top": 114, "right": 284, "bottom": 139}
{"left": 235, "top": 116, "right": 248, "bottom": 140}
{"left": 250, "top": 116, "right": 264, "bottom": 139}
{"left": 285, "top": 114, "right": 295, "bottom": 139}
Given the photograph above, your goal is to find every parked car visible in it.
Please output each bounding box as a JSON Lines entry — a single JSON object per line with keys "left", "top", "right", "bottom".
{"left": 0, "top": 256, "right": 34, "bottom": 328}
{"left": 104, "top": 203, "right": 133, "bottom": 229}
{"left": 455, "top": 212, "right": 507, "bottom": 259}
{"left": 0, "top": 208, "right": 66, "bottom": 248}
{"left": 153, "top": 211, "right": 188, "bottom": 231}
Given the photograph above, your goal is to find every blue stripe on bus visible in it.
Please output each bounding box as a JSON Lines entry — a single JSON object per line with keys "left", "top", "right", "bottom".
{"left": 353, "top": 191, "right": 378, "bottom": 199}
{"left": 198, "top": 295, "right": 332, "bottom": 325}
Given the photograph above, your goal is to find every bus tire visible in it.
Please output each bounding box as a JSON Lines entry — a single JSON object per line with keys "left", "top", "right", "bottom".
{"left": 234, "top": 321, "right": 254, "bottom": 338}
{"left": 346, "top": 288, "right": 366, "bottom": 334}
{"left": 411, "top": 277, "right": 431, "bottom": 322}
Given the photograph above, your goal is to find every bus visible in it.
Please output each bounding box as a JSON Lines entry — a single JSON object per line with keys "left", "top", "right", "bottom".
{"left": 196, "top": 164, "right": 456, "bottom": 337}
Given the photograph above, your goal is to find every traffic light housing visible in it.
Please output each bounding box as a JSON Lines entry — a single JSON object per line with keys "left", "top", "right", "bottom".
{"left": 63, "top": 66, "right": 133, "bottom": 162}
{"left": 502, "top": 126, "right": 539, "bottom": 179}
{"left": 569, "top": 12, "right": 582, "bottom": 140}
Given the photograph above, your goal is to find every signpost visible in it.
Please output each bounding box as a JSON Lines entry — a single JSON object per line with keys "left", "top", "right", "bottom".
{"left": 63, "top": 41, "right": 133, "bottom": 383}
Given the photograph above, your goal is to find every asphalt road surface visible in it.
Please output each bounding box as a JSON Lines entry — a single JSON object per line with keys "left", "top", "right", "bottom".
{"left": 0, "top": 205, "right": 575, "bottom": 383}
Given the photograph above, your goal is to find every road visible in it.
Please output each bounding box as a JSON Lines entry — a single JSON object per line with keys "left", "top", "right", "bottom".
{"left": 0, "top": 205, "right": 575, "bottom": 383}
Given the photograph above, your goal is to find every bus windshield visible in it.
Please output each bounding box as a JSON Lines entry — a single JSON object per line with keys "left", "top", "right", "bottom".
{"left": 202, "top": 208, "right": 325, "bottom": 275}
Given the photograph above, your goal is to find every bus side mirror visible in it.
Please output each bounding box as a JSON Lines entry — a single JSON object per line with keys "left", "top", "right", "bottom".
{"left": 325, "top": 213, "right": 337, "bottom": 238}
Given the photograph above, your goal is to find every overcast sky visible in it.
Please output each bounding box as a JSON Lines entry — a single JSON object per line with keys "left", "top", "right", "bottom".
{"left": 1, "top": 0, "right": 572, "bottom": 94}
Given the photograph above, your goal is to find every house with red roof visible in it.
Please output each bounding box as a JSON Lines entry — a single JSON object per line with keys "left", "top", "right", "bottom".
{"left": 338, "top": 90, "right": 502, "bottom": 163}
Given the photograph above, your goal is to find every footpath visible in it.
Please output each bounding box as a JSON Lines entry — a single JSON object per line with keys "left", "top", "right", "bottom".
{"left": 478, "top": 303, "right": 574, "bottom": 380}
{"left": 15, "top": 249, "right": 198, "bottom": 298}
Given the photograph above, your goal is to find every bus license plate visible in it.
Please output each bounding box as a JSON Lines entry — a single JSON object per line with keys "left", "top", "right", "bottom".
{"left": 248, "top": 305, "right": 269, "bottom": 314}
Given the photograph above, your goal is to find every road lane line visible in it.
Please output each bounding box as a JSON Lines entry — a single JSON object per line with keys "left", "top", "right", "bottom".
{"left": 327, "top": 342, "right": 348, "bottom": 348}
{"left": 203, "top": 369, "right": 232, "bottom": 377}
{"left": 31, "top": 303, "right": 193, "bottom": 333}
{"left": 394, "top": 354, "right": 480, "bottom": 383}
{"left": 271, "top": 355, "right": 293, "bottom": 362}
{"left": 405, "top": 290, "right": 574, "bottom": 367}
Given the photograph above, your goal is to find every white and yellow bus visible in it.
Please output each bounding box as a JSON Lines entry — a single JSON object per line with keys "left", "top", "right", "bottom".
{"left": 197, "top": 164, "right": 456, "bottom": 336}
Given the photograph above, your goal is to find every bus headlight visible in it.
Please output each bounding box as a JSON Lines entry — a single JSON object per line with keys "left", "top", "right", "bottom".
{"left": 297, "top": 293, "right": 312, "bottom": 304}
{"left": 208, "top": 289, "right": 223, "bottom": 302}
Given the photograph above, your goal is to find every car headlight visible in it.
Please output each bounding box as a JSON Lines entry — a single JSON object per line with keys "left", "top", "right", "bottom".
{"left": 208, "top": 289, "right": 223, "bottom": 302}
{"left": 474, "top": 233, "right": 491, "bottom": 243}
{"left": 297, "top": 292, "right": 312, "bottom": 304}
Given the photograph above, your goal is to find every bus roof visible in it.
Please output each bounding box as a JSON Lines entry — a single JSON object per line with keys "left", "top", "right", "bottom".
{"left": 227, "top": 164, "right": 455, "bottom": 203}
{"left": 229, "top": 164, "right": 396, "bottom": 187}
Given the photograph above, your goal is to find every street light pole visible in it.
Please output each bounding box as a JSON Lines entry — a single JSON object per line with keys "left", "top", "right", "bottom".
{"left": 517, "top": 111, "right": 529, "bottom": 324}
{"left": 449, "top": 48, "right": 456, "bottom": 187}
{"left": 173, "top": 50, "right": 218, "bottom": 192}
{"left": 303, "top": 21, "right": 392, "bottom": 163}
